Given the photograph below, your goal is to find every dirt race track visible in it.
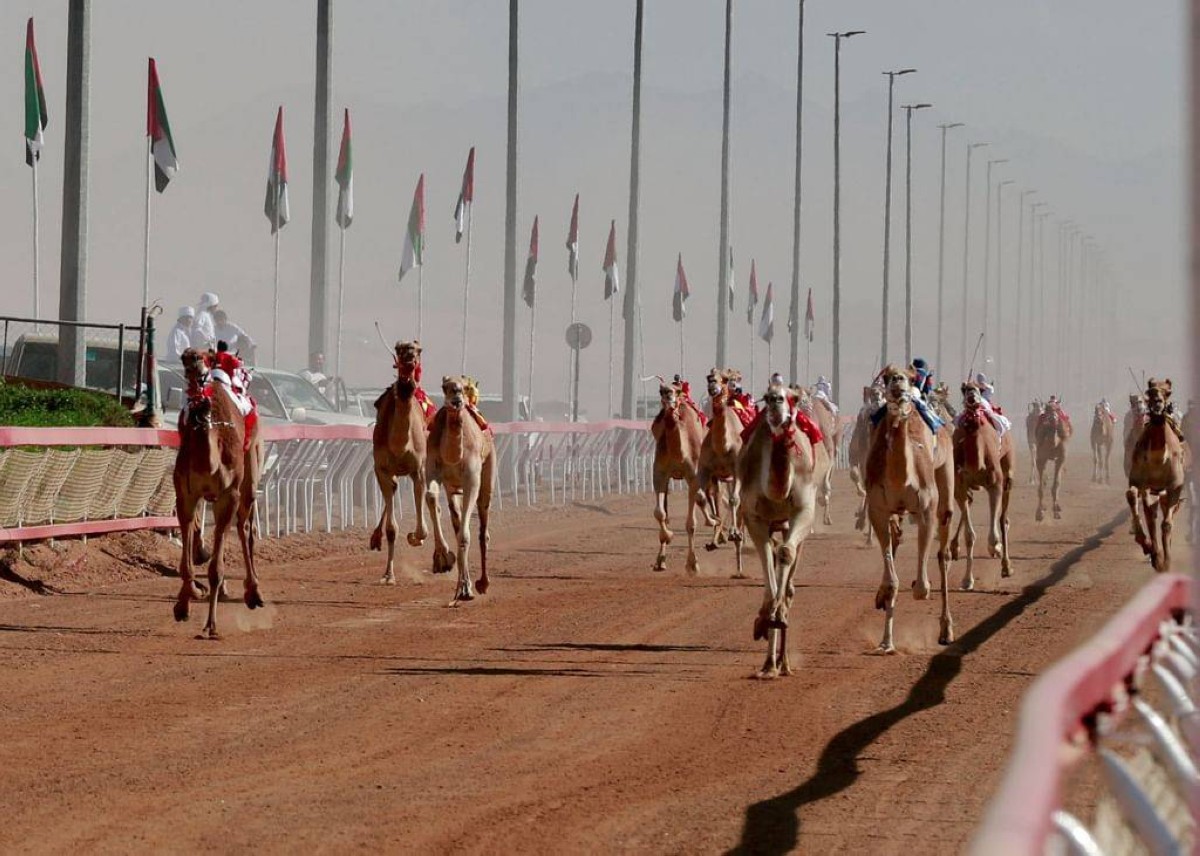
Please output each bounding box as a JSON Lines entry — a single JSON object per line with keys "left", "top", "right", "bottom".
{"left": 0, "top": 467, "right": 1170, "bottom": 854}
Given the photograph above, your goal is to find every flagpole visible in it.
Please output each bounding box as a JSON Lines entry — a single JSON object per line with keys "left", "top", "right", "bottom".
{"left": 749, "top": 323, "right": 755, "bottom": 395}
{"left": 461, "top": 206, "right": 473, "bottom": 374}
{"left": 418, "top": 262, "right": 424, "bottom": 342}
{"left": 568, "top": 269, "right": 577, "bottom": 421}
{"left": 336, "top": 226, "right": 346, "bottom": 381}
{"left": 679, "top": 317, "right": 685, "bottom": 380}
{"left": 805, "top": 336, "right": 811, "bottom": 383}
{"left": 273, "top": 189, "right": 281, "bottom": 369}
{"left": 142, "top": 135, "right": 151, "bottom": 309}
{"left": 528, "top": 299, "right": 536, "bottom": 421}
{"left": 608, "top": 297, "right": 615, "bottom": 417}
{"left": 31, "top": 159, "right": 40, "bottom": 320}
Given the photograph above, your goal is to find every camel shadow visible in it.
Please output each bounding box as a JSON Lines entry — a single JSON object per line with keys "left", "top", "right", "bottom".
{"left": 0, "top": 565, "right": 62, "bottom": 596}
{"left": 498, "top": 641, "right": 734, "bottom": 654}
{"left": 384, "top": 664, "right": 685, "bottom": 679}
{"left": 727, "top": 507, "right": 1129, "bottom": 855}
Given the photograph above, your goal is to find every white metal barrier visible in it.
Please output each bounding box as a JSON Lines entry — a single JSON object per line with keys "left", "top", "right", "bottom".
{"left": 971, "top": 573, "right": 1197, "bottom": 855}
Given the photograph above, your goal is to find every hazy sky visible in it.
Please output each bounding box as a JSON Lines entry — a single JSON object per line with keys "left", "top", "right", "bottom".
{"left": 0, "top": 1, "right": 1185, "bottom": 415}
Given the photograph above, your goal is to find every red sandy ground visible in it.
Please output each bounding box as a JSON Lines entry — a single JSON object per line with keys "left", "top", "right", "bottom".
{"left": 0, "top": 469, "right": 1165, "bottom": 854}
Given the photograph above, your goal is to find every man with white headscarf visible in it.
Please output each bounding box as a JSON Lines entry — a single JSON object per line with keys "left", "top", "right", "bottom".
{"left": 970, "top": 371, "right": 1012, "bottom": 437}
{"left": 812, "top": 374, "right": 839, "bottom": 416}
{"left": 191, "top": 291, "right": 219, "bottom": 350}
{"left": 168, "top": 306, "right": 194, "bottom": 361}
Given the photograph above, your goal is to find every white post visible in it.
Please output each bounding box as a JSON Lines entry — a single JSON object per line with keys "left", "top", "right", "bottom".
{"left": 749, "top": 324, "right": 756, "bottom": 394}
{"left": 768, "top": 339, "right": 773, "bottom": 380}
{"left": 805, "top": 338, "right": 811, "bottom": 383}
{"left": 272, "top": 202, "right": 281, "bottom": 369}
{"left": 607, "top": 297, "right": 615, "bottom": 417}
{"left": 567, "top": 270, "right": 578, "bottom": 420}
{"left": 527, "top": 298, "right": 536, "bottom": 421}
{"left": 461, "top": 206, "right": 473, "bottom": 374}
{"left": 142, "top": 135, "right": 151, "bottom": 309}
{"left": 335, "top": 226, "right": 346, "bottom": 381}
{"left": 418, "top": 262, "right": 425, "bottom": 343}
{"left": 678, "top": 317, "right": 685, "bottom": 380}
{"left": 31, "top": 159, "right": 40, "bottom": 319}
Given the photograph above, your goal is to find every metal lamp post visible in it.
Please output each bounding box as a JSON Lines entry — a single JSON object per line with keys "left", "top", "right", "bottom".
{"left": 880, "top": 67, "right": 916, "bottom": 366}
{"left": 959, "top": 141, "right": 987, "bottom": 377}
{"left": 826, "top": 29, "right": 864, "bottom": 402}
{"left": 901, "top": 102, "right": 931, "bottom": 364}
{"left": 982, "top": 158, "right": 1008, "bottom": 362}
{"left": 935, "top": 122, "right": 963, "bottom": 374}
{"left": 1020, "top": 198, "right": 1045, "bottom": 401}
{"left": 994, "top": 178, "right": 1013, "bottom": 387}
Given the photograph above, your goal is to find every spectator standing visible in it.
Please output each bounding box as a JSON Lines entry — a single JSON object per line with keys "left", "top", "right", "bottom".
{"left": 191, "top": 291, "right": 219, "bottom": 350}
{"left": 213, "top": 308, "right": 257, "bottom": 363}
{"left": 299, "top": 351, "right": 329, "bottom": 397}
{"left": 168, "top": 307, "right": 194, "bottom": 361}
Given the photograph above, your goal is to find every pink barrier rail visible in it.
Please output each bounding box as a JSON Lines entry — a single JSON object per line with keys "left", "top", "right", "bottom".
{"left": 970, "top": 572, "right": 1193, "bottom": 854}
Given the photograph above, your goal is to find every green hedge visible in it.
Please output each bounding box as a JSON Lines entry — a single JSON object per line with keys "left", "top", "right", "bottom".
{"left": 0, "top": 381, "right": 133, "bottom": 427}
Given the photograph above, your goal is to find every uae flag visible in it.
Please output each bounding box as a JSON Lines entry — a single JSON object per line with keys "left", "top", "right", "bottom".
{"left": 727, "top": 246, "right": 735, "bottom": 311}
{"left": 398, "top": 174, "right": 425, "bottom": 282}
{"left": 672, "top": 254, "right": 690, "bottom": 322}
{"left": 747, "top": 260, "right": 759, "bottom": 325}
{"left": 24, "top": 18, "right": 47, "bottom": 167}
{"left": 454, "top": 147, "right": 475, "bottom": 243}
{"left": 759, "top": 282, "right": 775, "bottom": 343}
{"left": 805, "top": 288, "right": 815, "bottom": 342}
{"left": 566, "top": 193, "right": 580, "bottom": 280}
{"left": 264, "top": 107, "right": 289, "bottom": 232}
{"left": 334, "top": 108, "right": 352, "bottom": 229}
{"left": 146, "top": 59, "right": 178, "bottom": 192}
{"left": 523, "top": 216, "right": 539, "bottom": 308}
{"left": 603, "top": 220, "right": 619, "bottom": 299}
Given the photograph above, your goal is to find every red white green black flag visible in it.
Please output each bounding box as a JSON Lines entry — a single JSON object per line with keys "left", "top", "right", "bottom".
{"left": 24, "top": 19, "right": 47, "bottom": 167}
{"left": 398, "top": 174, "right": 425, "bottom": 282}
{"left": 334, "top": 108, "right": 352, "bottom": 229}
{"left": 264, "top": 107, "right": 289, "bottom": 232}
{"left": 146, "top": 59, "right": 178, "bottom": 192}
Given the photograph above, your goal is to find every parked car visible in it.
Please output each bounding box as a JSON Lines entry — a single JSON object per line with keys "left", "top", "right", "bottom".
{"left": 6, "top": 331, "right": 147, "bottom": 400}
{"left": 161, "top": 365, "right": 374, "bottom": 428}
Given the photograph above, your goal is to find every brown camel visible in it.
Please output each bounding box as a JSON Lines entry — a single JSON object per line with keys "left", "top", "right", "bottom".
{"left": 950, "top": 381, "right": 1014, "bottom": 588}
{"left": 696, "top": 368, "right": 749, "bottom": 578}
{"left": 1089, "top": 403, "right": 1115, "bottom": 484}
{"left": 172, "top": 348, "right": 264, "bottom": 638}
{"left": 1126, "top": 379, "right": 1190, "bottom": 572}
{"left": 1123, "top": 393, "right": 1147, "bottom": 480}
{"left": 370, "top": 341, "right": 433, "bottom": 584}
{"left": 651, "top": 378, "right": 714, "bottom": 574}
{"left": 794, "top": 385, "right": 839, "bottom": 525}
{"left": 425, "top": 376, "right": 496, "bottom": 603}
{"left": 848, "top": 385, "right": 885, "bottom": 540}
{"left": 864, "top": 365, "right": 956, "bottom": 653}
{"left": 1025, "top": 400, "right": 1042, "bottom": 485}
{"left": 738, "top": 380, "right": 831, "bottom": 678}
{"left": 1034, "top": 400, "right": 1072, "bottom": 521}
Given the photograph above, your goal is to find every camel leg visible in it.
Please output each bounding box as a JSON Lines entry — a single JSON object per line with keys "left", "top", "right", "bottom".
{"left": 174, "top": 499, "right": 205, "bottom": 623}
{"left": 407, "top": 469, "right": 429, "bottom": 547}
{"left": 237, "top": 499, "right": 263, "bottom": 610}
{"left": 729, "top": 479, "right": 746, "bottom": 580}
{"left": 999, "top": 475, "right": 1013, "bottom": 578}
{"left": 372, "top": 470, "right": 399, "bottom": 584}
{"left": 425, "top": 478, "right": 455, "bottom": 575}
{"left": 447, "top": 492, "right": 463, "bottom": 537}
{"left": 1145, "top": 490, "right": 1162, "bottom": 571}
{"left": 869, "top": 508, "right": 900, "bottom": 654}
{"left": 987, "top": 484, "right": 1002, "bottom": 559}
{"left": 1127, "top": 485, "right": 1150, "bottom": 554}
{"left": 451, "top": 481, "right": 480, "bottom": 604}
{"left": 703, "top": 479, "right": 722, "bottom": 551}
{"left": 772, "top": 500, "right": 815, "bottom": 674}
{"left": 958, "top": 492, "right": 976, "bottom": 591}
{"left": 912, "top": 510, "right": 933, "bottom": 601}
{"left": 1035, "top": 460, "right": 1047, "bottom": 522}
{"left": 684, "top": 483, "right": 701, "bottom": 575}
{"left": 1160, "top": 488, "right": 1181, "bottom": 573}
{"left": 950, "top": 496, "right": 966, "bottom": 561}
{"left": 476, "top": 458, "right": 494, "bottom": 595}
{"left": 652, "top": 479, "right": 672, "bottom": 572}
{"left": 1052, "top": 459, "right": 1064, "bottom": 519}
{"left": 936, "top": 492, "right": 955, "bottom": 645}
{"left": 821, "top": 465, "right": 834, "bottom": 527}
{"left": 201, "top": 496, "right": 236, "bottom": 640}
{"left": 744, "top": 517, "right": 781, "bottom": 678}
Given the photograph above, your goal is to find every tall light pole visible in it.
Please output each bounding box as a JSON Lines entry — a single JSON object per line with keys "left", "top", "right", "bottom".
{"left": 1035, "top": 210, "right": 1049, "bottom": 394}
{"left": 994, "top": 178, "right": 1013, "bottom": 387}
{"left": 935, "top": 122, "right": 963, "bottom": 375}
{"left": 982, "top": 157, "right": 1008, "bottom": 363}
{"left": 308, "top": 0, "right": 332, "bottom": 366}
{"left": 827, "top": 29, "right": 865, "bottom": 402}
{"left": 1019, "top": 197, "right": 1044, "bottom": 401}
{"left": 621, "top": 0, "right": 643, "bottom": 418}
{"left": 501, "top": 0, "right": 520, "bottom": 420}
{"left": 902, "top": 102, "right": 931, "bottom": 365}
{"left": 880, "top": 67, "right": 916, "bottom": 366}
{"left": 715, "top": 0, "right": 733, "bottom": 368}
{"left": 788, "top": 0, "right": 805, "bottom": 383}
{"left": 959, "top": 141, "right": 987, "bottom": 378}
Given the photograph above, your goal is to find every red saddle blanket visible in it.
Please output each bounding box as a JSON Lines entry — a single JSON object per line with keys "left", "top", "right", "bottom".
{"left": 728, "top": 395, "right": 757, "bottom": 428}
{"left": 740, "top": 409, "right": 823, "bottom": 449}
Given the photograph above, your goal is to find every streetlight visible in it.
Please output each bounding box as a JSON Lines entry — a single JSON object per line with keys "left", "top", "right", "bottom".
{"left": 960, "top": 141, "right": 988, "bottom": 377}
{"left": 902, "top": 102, "right": 932, "bottom": 364}
{"left": 1020, "top": 198, "right": 1046, "bottom": 400}
{"left": 936, "top": 122, "right": 964, "bottom": 375}
{"left": 827, "top": 28, "right": 865, "bottom": 402}
{"left": 982, "top": 157, "right": 1008, "bottom": 362}
{"left": 880, "top": 67, "right": 916, "bottom": 367}
{"left": 994, "top": 178, "right": 1014, "bottom": 388}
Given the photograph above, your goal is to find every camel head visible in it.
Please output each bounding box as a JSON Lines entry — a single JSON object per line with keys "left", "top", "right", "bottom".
{"left": 1146, "top": 378, "right": 1172, "bottom": 416}
{"left": 394, "top": 340, "right": 423, "bottom": 385}
{"left": 179, "top": 348, "right": 215, "bottom": 431}
{"left": 863, "top": 385, "right": 885, "bottom": 411}
{"left": 441, "top": 375, "right": 468, "bottom": 411}
{"left": 1028, "top": 400, "right": 1042, "bottom": 415}
{"left": 658, "top": 378, "right": 681, "bottom": 414}
{"left": 1129, "top": 394, "right": 1145, "bottom": 413}
{"left": 762, "top": 382, "right": 793, "bottom": 432}
{"left": 961, "top": 381, "right": 985, "bottom": 412}
{"left": 706, "top": 368, "right": 726, "bottom": 399}
{"left": 880, "top": 364, "right": 912, "bottom": 402}
{"left": 791, "top": 384, "right": 813, "bottom": 412}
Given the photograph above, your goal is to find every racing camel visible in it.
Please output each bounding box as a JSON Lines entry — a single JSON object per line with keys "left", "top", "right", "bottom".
{"left": 950, "top": 381, "right": 1014, "bottom": 588}
{"left": 172, "top": 348, "right": 264, "bottom": 638}
{"left": 848, "top": 385, "right": 885, "bottom": 541}
{"left": 795, "top": 385, "right": 840, "bottom": 526}
{"left": 1126, "top": 379, "right": 1190, "bottom": 572}
{"left": 650, "top": 377, "right": 715, "bottom": 574}
{"left": 1034, "top": 400, "right": 1072, "bottom": 522}
{"left": 864, "top": 365, "right": 956, "bottom": 653}
{"left": 696, "top": 368, "right": 751, "bottom": 577}
{"left": 1123, "top": 393, "right": 1147, "bottom": 479}
{"left": 1025, "top": 401, "right": 1042, "bottom": 485}
{"left": 370, "top": 341, "right": 434, "bottom": 584}
{"left": 425, "top": 376, "right": 496, "bottom": 603}
{"left": 1089, "top": 402, "right": 1115, "bottom": 484}
{"left": 738, "top": 380, "right": 830, "bottom": 678}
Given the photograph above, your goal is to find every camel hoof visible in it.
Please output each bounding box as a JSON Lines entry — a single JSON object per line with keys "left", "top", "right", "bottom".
{"left": 754, "top": 667, "right": 780, "bottom": 680}
{"left": 912, "top": 581, "right": 931, "bottom": 601}
{"left": 476, "top": 577, "right": 489, "bottom": 595}
{"left": 245, "top": 589, "right": 264, "bottom": 610}
{"left": 1053, "top": 510, "right": 1062, "bottom": 520}
{"left": 961, "top": 578, "right": 975, "bottom": 591}
{"left": 716, "top": 531, "right": 727, "bottom": 546}
{"left": 1000, "top": 564, "right": 1013, "bottom": 578}
{"left": 173, "top": 600, "right": 189, "bottom": 622}
{"left": 729, "top": 531, "right": 744, "bottom": 544}
{"left": 652, "top": 557, "right": 667, "bottom": 572}
{"left": 369, "top": 530, "right": 383, "bottom": 551}
{"left": 779, "top": 664, "right": 795, "bottom": 677}
{"left": 705, "top": 542, "right": 719, "bottom": 553}
{"left": 939, "top": 627, "right": 955, "bottom": 646}
{"left": 685, "top": 557, "right": 700, "bottom": 576}
{"left": 454, "top": 587, "right": 475, "bottom": 603}
{"left": 874, "top": 643, "right": 898, "bottom": 655}
{"left": 380, "top": 574, "right": 396, "bottom": 586}
{"left": 1035, "top": 509, "right": 1045, "bottom": 522}
{"left": 730, "top": 572, "right": 748, "bottom": 580}
{"left": 406, "top": 532, "right": 424, "bottom": 548}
